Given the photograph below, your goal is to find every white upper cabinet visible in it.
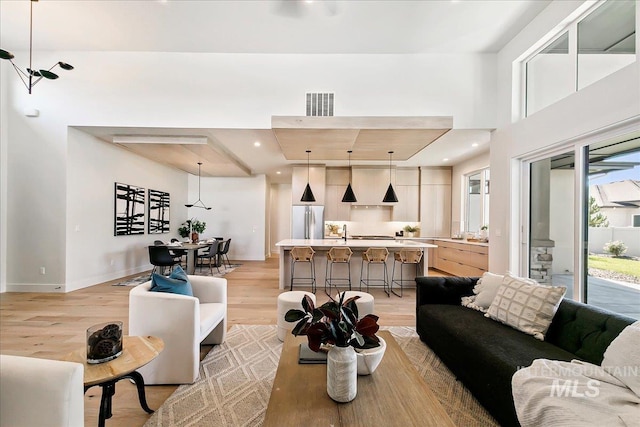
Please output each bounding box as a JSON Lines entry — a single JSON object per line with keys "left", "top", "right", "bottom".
{"left": 292, "top": 165, "right": 326, "bottom": 206}
{"left": 420, "top": 167, "right": 452, "bottom": 237}
{"left": 325, "top": 168, "right": 351, "bottom": 220}
{"left": 392, "top": 168, "right": 420, "bottom": 221}
{"left": 351, "top": 167, "right": 396, "bottom": 206}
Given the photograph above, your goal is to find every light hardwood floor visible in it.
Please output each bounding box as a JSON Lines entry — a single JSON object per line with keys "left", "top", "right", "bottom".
{"left": 0, "top": 256, "right": 446, "bottom": 427}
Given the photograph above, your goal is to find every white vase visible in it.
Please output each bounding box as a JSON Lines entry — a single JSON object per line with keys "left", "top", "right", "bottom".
{"left": 327, "top": 345, "right": 357, "bottom": 402}
{"left": 355, "top": 337, "right": 386, "bottom": 375}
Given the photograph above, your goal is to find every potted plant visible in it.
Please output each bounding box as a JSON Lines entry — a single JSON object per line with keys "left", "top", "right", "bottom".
{"left": 403, "top": 225, "right": 420, "bottom": 238}
{"left": 326, "top": 223, "right": 340, "bottom": 237}
{"left": 178, "top": 221, "right": 191, "bottom": 240}
{"left": 285, "top": 293, "right": 381, "bottom": 402}
{"left": 190, "top": 219, "right": 206, "bottom": 243}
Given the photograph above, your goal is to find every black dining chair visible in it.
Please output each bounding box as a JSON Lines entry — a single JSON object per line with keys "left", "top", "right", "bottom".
{"left": 217, "top": 239, "right": 232, "bottom": 269}
{"left": 197, "top": 241, "right": 220, "bottom": 274}
{"left": 169, "top": 238, "right": 188, "bottom": 268}
{"left": 153, "top": 240, "right": 164, "bottom": 245}
{"left": 148, "top": 245, "right": 180, "bottom": 277}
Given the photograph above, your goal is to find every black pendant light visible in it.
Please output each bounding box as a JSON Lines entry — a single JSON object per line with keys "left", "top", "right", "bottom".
{"left": 342, "top": 150, "right": 357, "bottom": 203}
{"left": 0, "top": 0, "right": 74, "bottom": 95}
{"left": 300, "top": 150, "right": 316, "bottom": 202}
{"left": 185, "top": 162, "right": 212, "bottom": 210}
{"left": 383, "top": 151, "right": 398, "bottom": 203}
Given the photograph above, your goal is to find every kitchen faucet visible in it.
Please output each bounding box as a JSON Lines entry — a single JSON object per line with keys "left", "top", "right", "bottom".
{"left": 343, "top": 224, "right": 347, "bottom": 241}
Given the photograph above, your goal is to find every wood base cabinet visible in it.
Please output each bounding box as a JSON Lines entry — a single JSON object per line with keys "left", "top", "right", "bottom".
{"left": 432, "top": 240, "right": 488, "bottom": 277}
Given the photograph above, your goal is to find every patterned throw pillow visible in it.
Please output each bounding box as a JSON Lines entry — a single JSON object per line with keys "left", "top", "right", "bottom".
{"left": 461, "top": 272, "right": 505, "bottom": 313}
{"left": 485, "top": 274, "right": 566, "bottom": 340}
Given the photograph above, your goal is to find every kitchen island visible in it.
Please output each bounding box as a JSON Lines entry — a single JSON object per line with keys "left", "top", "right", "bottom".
{"left": 275, "top": 239, "right": 437, "bottom": 292}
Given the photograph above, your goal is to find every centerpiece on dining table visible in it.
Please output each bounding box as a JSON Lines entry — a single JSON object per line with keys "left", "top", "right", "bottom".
{"left": 285, "top": 293, "right": 383, "bottom": 402}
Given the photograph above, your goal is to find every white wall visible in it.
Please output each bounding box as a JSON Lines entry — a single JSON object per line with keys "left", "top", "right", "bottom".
{"left": 186, "top": 174, "right": 267, "bottom": 261}
{"left": 65, "top": 128, "right": 187, "bottom": 292}
{"left": 589, "top": 227, "right": 640, "bottom": 257}
{"left": 451, "top": 151, "right": 490, "bottom": 235}
{"left": 2, "top": 50, "right": 499, "bottom": 291}
{"left": 491, "top": 0, "right": 640, "bottom": 275}
{"left": 270, "top": 183, "right": 292, "bottom": 254}
{"left": 0, "top": 61, "right": 8, "bottom": 293}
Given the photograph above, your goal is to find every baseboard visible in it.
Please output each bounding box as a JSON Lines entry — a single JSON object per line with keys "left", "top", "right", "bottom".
{"left": 6, "top": 283, "right": 66, "bottom": 293}
{"left": 65, "top": 265, "right": 152, "bottom": 292}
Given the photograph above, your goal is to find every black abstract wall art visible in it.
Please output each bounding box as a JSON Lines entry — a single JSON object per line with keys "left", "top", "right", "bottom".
{"left": 148, "top": 189, "right": 170, "bottom": 234}
{"left": 114, "top": 182, "right": 145, "bottom": 236}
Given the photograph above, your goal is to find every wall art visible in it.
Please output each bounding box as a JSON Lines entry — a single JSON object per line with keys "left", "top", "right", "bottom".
{"left": 148, "top": 189, "right": 170, "bottom": 234}
{"left": 114, "top": 182, "right": 145, "bottom": 235}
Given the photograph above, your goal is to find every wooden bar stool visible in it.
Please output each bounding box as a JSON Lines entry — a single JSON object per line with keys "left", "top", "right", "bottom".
{"left": 325, "top": 247, "right": 353, "bottom": 296}
{"left": 359, "top": 247, "right": 390, "bottom": 296}
{"left": 290, "top": 246, "right": 316, "bottom": 293}
{"left": 391, "top": 248, "right": 423, "bottom": 297}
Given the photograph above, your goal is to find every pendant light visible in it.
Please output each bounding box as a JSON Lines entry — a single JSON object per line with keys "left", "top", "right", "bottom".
{"left": 185, "top": 162, "right": 212, "bottom": 210}
{"left": 382, "top": 151, "right": 398, "bottom": 203}
{"left": 342, "top": 150, "right": 357, "bottom": 203}
{"left": 300, "top": 150, "right": 316, "bottom": 202}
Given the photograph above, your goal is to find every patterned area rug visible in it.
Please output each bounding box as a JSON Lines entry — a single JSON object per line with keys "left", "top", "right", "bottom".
{"left": 113, "top": 264, "right": 240, "bottom": 286}
{"left": 143, "top": 325, "right": 498, "bottom": 427}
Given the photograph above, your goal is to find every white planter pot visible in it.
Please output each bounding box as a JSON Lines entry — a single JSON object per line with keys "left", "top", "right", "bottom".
{"left": 326, "top": 345, "right": 357, "bottom": 402}
{"left": 356, "top": 337, "right": 386, "bottom": 375}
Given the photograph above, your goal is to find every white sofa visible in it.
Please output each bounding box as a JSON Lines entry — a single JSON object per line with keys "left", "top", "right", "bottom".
{"left": 0, "top": 354, "right": 85, "bottom": 427}
{"left": 129, "top": 275, "right": 227, "bottom": 385}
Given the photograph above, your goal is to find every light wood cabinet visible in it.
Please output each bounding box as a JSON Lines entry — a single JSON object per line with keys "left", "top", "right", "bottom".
{"left": 325, "top": 185, "right": 351, "bottom": 221}
{"left": 292, "top": 165, "right": 326, "bottom": 206}
{"left": 392, "top": 185, "right": 419, "bottom": 221}
{"left": 432, "top": 239, "right": 488, "bottom": 277}
{"left": 420, "top": 167, "right": 451, "bottom": 238}
{"left": 351, "top": 167, "right": 395, "bottom": 206}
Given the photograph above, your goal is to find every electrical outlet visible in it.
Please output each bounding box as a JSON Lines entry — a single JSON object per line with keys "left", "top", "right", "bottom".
{"left": 39, "top": 267, "right": 45, "bottom": 275}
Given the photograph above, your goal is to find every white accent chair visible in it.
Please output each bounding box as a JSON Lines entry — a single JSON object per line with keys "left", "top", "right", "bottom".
{"left": 129, "top": 275, "right": 227, "bottom": 385}
{"left": 0, "top": 354, "right": 85, "bottom": 427}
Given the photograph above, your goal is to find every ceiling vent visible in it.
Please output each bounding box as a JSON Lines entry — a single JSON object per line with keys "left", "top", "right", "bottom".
{"left": 306, "top": 92, "right": 334, "bottom": 116}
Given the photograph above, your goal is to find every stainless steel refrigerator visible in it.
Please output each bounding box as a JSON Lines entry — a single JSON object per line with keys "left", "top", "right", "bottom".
{"left": 292, "top": 205, "right": 325, "bottom": 239}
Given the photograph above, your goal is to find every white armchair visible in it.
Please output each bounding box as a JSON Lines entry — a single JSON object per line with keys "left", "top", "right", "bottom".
{"left": 129, "top": 275, "right": 227, "bottom": 385}
{"left": 0, "top": 354, "right": 85, "bottom": 427}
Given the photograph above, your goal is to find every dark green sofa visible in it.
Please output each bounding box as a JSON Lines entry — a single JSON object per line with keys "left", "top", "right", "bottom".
{"left": 415, "top": 276, "right": 635, "bottom": 427}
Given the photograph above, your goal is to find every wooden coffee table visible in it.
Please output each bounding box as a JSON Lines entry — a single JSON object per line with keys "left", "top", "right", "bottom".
{"left": 63, "top": 335, "right": 164, "bottom": 427}
{"left": 263, "top": 330, "right": 455, "bottom": 426}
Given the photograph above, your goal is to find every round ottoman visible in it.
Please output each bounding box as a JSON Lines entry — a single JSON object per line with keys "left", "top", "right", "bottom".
{"left": 277, "top": 291, "right": 316, "bottom": 342}
{"left": 335, "top": 291, "right": 375, "bottom": 318}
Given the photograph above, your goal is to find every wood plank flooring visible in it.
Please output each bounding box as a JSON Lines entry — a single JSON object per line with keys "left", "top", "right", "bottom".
{"left": 0, "top": 256, "right": 446, "bottom": 427}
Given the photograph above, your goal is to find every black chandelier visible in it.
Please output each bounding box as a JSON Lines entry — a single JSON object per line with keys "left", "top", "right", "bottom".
{"left": 185, "top": 162, "right": 212, "bottom": 210}
{"left": 0, "top": 0, "right": 74, "bottom": 94}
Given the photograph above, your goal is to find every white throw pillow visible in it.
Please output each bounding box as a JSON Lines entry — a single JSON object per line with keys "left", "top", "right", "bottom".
{"left": 602, "top": 320, "right": 640, "bottom": 398}
{"left": 485, "top": 274, "right": 566, "bottom": 340}
{"left": 473, "top": 272, "right": 505, "bottom": 309}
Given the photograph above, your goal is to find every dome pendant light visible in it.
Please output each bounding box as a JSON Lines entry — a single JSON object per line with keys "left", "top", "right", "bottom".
{"left": 382, "top": 151, "right": 398, "bottom": 203}
{"left": 300, "top": 150, "right": 316, "bottom": 202}
{"left": 342, "top": 150, "right": 357, "bottom": 203}
{"left": 185, "top": 162, "right": 212, "bottom": 210}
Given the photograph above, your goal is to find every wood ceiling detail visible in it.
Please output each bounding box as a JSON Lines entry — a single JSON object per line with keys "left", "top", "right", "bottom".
{"left": 272, "top": 116, "right": 453, "bottom": 161}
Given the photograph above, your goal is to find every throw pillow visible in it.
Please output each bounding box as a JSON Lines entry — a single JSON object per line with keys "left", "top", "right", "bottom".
{"left": 473, "top": 272, "right": 504, "bottom": 310}
{"left": 602, "top": 320, "right": 640, "bottom": 397}
{"left": 150, "top": 266, "right": 193, "bottom": 296}
{"left": 485, "top": 274, "right": 566, "bottom": 340}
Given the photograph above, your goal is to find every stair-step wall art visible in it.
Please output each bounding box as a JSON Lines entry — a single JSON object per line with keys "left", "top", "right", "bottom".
{"left": 114, "top": 182, "right": 145, "bottom": 236}
{"left": 148, "top": 189, "right": 170, "bottom": 234}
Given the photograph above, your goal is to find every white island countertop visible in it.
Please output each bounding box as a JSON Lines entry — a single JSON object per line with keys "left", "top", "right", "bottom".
{"left": 275, "top": 239, "right": 437, "bottom": 249}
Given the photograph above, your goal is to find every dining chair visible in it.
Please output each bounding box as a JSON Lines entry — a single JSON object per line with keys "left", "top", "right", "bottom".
{"left": 217, "top": 239, "right": 232, "bottom": 269}
{"left": 169, "top": 238, "right": 187, "bottom": 268}
{"left": 148, "top": 245, "right": 180, "bottom": 276}
{"left": 197, "top": 241, "right": 220, "bottom": 274}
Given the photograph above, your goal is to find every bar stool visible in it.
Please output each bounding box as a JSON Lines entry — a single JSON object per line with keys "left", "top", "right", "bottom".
{"left": 391, "top": 248, "right": 423, "bottom": 297}
{"left": 359, "top": 247, "right": 390, "bottom": 296}
{"left": 325, "top": 247, "right": 353, "bottom": 296}
{"left": 290, "top": 246, "right": 316, "bottom": 293}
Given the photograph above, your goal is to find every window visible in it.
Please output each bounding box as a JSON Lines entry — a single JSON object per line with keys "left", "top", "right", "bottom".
{"left": 524, "top": 0, "right": 636, "bottom": 117}
{"left": 465, "top": 168, "right": 490, "bottom": 232}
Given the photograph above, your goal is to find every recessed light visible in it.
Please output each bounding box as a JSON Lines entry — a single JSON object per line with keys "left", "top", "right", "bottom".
{"left": 472, "top": 143, "right": 479, "bottom": 147}
{"left": 276, "top": 171, "right": 281, "bottom": 175}
{"left": 254, "top": 141, "right": 261, "bottom": 147}
{"left": 443, "top": 158, "right": 449, "bottom": 162}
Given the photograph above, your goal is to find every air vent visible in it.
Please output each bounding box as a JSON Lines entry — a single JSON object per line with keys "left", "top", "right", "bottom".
{"left": 306, "top": 92, "right": 334, "bottom": 116}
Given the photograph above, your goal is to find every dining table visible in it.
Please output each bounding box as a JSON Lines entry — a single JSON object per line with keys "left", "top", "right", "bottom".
{"left": 169, "top": 242, "right": 208, "bottom": 274}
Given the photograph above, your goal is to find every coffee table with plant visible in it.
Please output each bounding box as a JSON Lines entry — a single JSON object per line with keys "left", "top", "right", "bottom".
{"left": 285, "top": 293, "right": 381, "bottom": 402}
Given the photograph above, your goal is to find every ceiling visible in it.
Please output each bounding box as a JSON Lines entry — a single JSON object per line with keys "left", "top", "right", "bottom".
{"left": 3, "top": 1, "right": 552, "bottom": 182}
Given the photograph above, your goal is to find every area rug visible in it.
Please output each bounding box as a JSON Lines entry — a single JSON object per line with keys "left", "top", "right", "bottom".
{"left": 143, "top": 325, "right": 498, "bottom": 427}
{"left": 113, "top": 264, "right": 240, "bottom": 286}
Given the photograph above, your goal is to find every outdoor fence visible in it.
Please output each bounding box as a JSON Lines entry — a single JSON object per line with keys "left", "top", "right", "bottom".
{"left": 588, "top": 227, "right": 640, "bottom": 257}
